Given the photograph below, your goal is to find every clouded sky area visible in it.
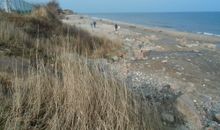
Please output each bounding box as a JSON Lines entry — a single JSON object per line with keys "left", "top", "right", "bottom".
{"left": 30, "top": 0, "right": 220, "bottom": 13}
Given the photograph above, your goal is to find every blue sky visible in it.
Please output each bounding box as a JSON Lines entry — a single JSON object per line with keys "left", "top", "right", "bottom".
{"left": 29, "top": 0, "right": 220, "bottom": 13}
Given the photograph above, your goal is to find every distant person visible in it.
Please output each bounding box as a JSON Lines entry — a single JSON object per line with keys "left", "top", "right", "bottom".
{"left": 93, "top": 21, "right": 97, "bottom": 28}
{"left": 115, "top": 24, "right": 118, "bottom": 31}
{"left": 90, "top": 22, "right": 94, "bottom": 28}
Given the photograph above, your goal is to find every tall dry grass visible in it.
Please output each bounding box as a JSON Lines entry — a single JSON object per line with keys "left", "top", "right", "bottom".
{"left": 0, "top": 8, "right": 120, "bottom": 59}
{"left": 0, "top": 6, "right": 164, "bottom": 130}
{"left": 0, "top": 51, "right": 163, "bottom": 130}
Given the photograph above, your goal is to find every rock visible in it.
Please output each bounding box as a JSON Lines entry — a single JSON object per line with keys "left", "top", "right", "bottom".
{"left": 212, "top": 103, "right": 220, "bottom": 113}
{"left": 205, "top": 127, "right": 215, "bottom": 130}
{"left": 193, "top": 50, "right": 200, "bottom": 53}
{"left": 214, "top": 113, "right": 220, "bottom": 123}
{"left": 203, "top": 43, "right": 216, "bottom": 49}
{"left": 158, "top": 84, "right": 182, "bottom": 103}
{"left": 131, "top": 57, "right": 135, "bottom": 61}
{"left": 206, "top": 121, "right": 220, "bottom": 130}
{"left": 204, "top": 79, "right": 211, "bottom": 82}
{"left": 177, "top": 45, "right": 183, "bottom": 49}
{"left": 111, "top": 56, "right": 119, "bottom": 62}
{"left": 185, "top": 43, "right": 199, "bottom": 48}
{"left": 162, "top": 67, "right": 166, "bottom": 71}
{"left": 187, "top": 59, "right": 192, "bottom": 62}
{"left": 210, "top": 120, "right": 219, "bottom": 126}
{"left": 162, "top": 60, "right": 168, "bottom": 63}
{"left": 162, "top": 113, "right": 175, "bottom": 123}
{"left": 142, "top": 50, "right": 151, "bottom": 57}
{"left": 176, "top": 125, "right": 190, "bottom": 130}
{"left": 176, "top": 72, "right": 182, "bottom": 76}
{"left": 176, "top": 94, "right": 203, "bottom": 130}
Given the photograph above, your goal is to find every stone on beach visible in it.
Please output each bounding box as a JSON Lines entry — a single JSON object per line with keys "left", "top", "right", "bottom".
{"left": 111, "top": 56, "right": 119, "bottom": 62}
{"left": 203, "top": 43, "right": 216, "bottom": 49}
{"left": 214, "top": 113, "right": 220, "bottom": 123}
{"left": 162, "top": 60, "right": 168, "bottom": 63}
{"left": 162, "top": 113, "right": 175, "bottom": 123}
{"left": 185, "top": 43, "right": 199, "bottom": 48}
{"left": 176, "top": 95, "right": 203, "bottom": 129}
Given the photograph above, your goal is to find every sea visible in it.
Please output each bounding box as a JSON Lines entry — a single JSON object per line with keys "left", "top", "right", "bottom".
{"left": 88, "top": 12, "right": 220, "bottom": 37}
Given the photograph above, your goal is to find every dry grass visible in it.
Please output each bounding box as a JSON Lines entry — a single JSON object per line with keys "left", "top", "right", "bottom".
{"left": 0, "top": 6, "right": 164, "bottom": 130}
{"left": 0, "top": 8, "right": 120, "bottom": 59}
{"left": 0, "top": 52, "right": 163, "bottom": 130}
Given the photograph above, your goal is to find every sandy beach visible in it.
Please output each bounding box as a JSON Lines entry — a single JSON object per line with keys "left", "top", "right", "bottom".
{"left": 63, "top": 14, "right": 220, "bottom": 129}
{"left": 1, "top": 0, "right": 220, "bottom": 129}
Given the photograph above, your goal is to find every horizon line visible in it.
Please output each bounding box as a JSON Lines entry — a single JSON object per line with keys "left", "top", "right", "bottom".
{"left": 79, "top": 11, "right": 220, "bottom": 14}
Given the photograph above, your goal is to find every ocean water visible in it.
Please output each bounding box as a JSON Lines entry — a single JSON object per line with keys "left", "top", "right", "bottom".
{"left": 88, "top": 12, "right": 220, "bottom": 36}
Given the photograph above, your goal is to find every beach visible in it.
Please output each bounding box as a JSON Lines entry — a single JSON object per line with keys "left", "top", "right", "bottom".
{"left": 63, "top": 14, "right": 220, "bottom": 129}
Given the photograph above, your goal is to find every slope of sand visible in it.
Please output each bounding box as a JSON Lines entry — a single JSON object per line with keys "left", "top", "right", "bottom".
{"left": 63, "top": 14, "right": 220, "bottom": 129}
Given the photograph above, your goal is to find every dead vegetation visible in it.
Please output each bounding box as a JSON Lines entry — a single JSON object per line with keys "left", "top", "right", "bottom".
{"left": 0, "top": 54, "right": 163, "bottom": 130}
{"left": 0, "top": 3, "right": 164, "bottom": 130}
{"left": 0, "top": 6, "right": 120, "bottom": 59}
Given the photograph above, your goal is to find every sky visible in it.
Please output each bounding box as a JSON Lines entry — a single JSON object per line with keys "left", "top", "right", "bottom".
{"left": 29, "top": 0, "right": 220, "bottom": 13}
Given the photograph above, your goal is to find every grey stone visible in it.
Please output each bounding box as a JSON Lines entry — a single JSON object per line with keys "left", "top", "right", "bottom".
{"left": 175, "top": 125, "right": 190, "bottom": 130}
{"left": 205, "top": 127, "right": 215, "bottom": 130}
{"left": 212, "top": 103, "right": 220, "bottom": 113}
{"left": 111, "top": 56, "right": 119, "bottom": 61}
{"left": 209, "top": 121, "right": 219, "bottom": 126}
{"left": 162, "top": 113, "right": 175, "bottom": 123}
{"left": 176, "top": 94, "right": 203, "bottom": 129}
{"left": 214, "top": 113, "right": 220, "bottom": 123}
{"left": 206, "top": 121, "right": 220, "bottom": 130}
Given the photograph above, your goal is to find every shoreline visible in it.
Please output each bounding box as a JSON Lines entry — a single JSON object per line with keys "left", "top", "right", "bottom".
{"left": 77, "top": 14, "right": 220, "bottom": 44}
{"left": 86, "top": 14, "right": 220, "bottom": 40}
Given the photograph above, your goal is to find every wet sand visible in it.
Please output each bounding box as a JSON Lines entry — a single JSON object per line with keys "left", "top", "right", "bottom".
{"left": 63, "top": 14, "right": 220, "bottom": 129}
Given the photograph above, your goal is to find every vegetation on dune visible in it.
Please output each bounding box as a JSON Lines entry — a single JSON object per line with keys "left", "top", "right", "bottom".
{"left": 0, "top": 6, "right": 120, "bottom": 59}
{"left": 0, "top": 3, "right": 164, "bottom": 130}
{"left": 0, "top": 55, "right": 163, "bottom": 130}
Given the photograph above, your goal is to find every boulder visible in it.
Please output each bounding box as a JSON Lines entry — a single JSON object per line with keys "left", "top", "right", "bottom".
{"left": 111, "top": 56, "right": 119, "bottom": 62}
{"left": 206, "top": 121, "right": 220, "bottom": 130}
{"left": 162, "top": 113, "right": 175, "bottom": 123}
{"left": 176, "top": 94, "right": 203, "bottom": 130}
{"left": 214, "top": 113, "right": 220, "bottom": 123}
{"left": 205, "top": 127, "right": 215, "bottom": 130}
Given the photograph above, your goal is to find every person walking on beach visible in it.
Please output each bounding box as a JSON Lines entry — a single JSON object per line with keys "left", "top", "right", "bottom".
{"left": 93, "top": 21, "right": 97, "bottom": 28}
{"left": 90, "top": 22, "right": 94, "bottom": 28}
{"left": 115, "top": 24, "right": 118, "bottom": 31}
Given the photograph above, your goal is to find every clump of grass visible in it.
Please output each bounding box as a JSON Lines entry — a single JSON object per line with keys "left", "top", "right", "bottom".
{"left": 46, "top": 0, "right": 62, "bottom": 16}
{"left": 0, "top": 52, "right": 163, "bottom": 130}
